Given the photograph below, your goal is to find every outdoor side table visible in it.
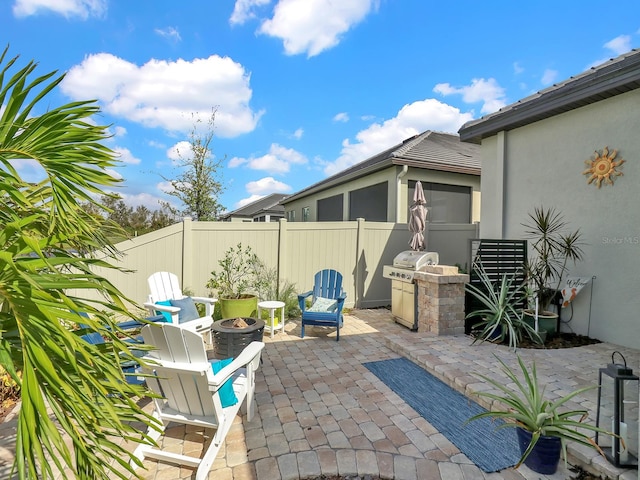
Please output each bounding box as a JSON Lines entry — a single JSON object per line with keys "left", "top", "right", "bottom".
{"left": 257, "top": 300, "right": 285, "bottom": 338}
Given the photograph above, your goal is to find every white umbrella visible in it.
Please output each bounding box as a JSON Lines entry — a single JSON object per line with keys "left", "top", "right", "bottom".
{"left": 408, "top": 181, "right": 427, "bottom": 251}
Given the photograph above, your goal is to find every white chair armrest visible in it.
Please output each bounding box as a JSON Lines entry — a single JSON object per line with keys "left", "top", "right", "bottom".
{"left": 209, "top": 341, "right": 264, "bottom": 387}
{"left": 190, "top": 296, "right": 217, "bottom": 317}
{"left": 191, "top": 296, "right": 217, "bottom": 304}
{"left": 143, "top": 302, "right": 180, "bottom": 324}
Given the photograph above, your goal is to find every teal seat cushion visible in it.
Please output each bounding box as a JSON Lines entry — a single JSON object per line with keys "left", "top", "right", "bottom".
{"left": 170, "top": 296, "right": 200, "bottom": 323}
{"left": 307, "top": 296, "right": 338, "bottom": 313}
{"left": 211, "top": 358, "right": 238, "bottom": 408}
{"left": 154, "top": 300, "right": 173, "bottom": 322}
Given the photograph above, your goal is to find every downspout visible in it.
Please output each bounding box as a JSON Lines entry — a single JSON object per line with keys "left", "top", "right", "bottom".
{"left": 396, "top": 165, "right": 408, "bottom": 222}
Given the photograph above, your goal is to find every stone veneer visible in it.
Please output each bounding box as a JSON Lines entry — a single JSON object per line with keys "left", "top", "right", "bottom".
{"left": 413, "top": 265, "right": 469, "bottom": 335}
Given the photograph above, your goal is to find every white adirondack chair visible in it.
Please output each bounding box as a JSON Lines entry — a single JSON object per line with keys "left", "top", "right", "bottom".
{"left": 133, "top": 323, "right": 264, "bottom": 480}
{"left": 144, "top": 271, "right": 216, "bottom": 339}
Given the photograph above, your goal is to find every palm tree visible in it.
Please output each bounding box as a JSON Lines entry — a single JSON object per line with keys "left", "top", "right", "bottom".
{"left": 0, "top": 46, "right": 157, "bottom": 479}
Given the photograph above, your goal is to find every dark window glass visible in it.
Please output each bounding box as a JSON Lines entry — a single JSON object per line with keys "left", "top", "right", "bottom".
{"left": 317, "top": 194, "right": 343, "bottom": 221}
{"left": 348, "top": 182, "right": 388, "bottom": 221}
{"left": 408, "top": 180, "right": 471, "bottom": 223}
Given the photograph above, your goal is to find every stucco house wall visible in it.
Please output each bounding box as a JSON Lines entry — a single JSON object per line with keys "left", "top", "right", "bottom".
{"left": 469, "top": 81, "right": 640, "bottom": 349}
{"left": 284, "top": 165, "right": 481, "bottom": 224}
{"left": 282, "top": 131, "right": 481, "bottom": 225}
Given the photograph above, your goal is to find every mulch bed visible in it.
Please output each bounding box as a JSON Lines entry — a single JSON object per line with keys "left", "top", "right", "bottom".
{"left": 519, "top": 332, "right": 602, "bottom": 349}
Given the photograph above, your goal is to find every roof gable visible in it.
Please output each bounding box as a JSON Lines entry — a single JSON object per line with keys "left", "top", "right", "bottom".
{"left": 220, "top": 193, "right": 288, "bottom": 219}
{"left": 282, "top": 130, "right": 479, "bottom": 204}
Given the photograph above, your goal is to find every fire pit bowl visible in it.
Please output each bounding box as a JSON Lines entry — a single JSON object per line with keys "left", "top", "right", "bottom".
{"left": 211, "top": 317, "right": 265, "bottom": 359}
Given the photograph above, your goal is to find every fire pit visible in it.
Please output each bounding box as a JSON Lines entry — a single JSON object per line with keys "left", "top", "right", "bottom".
{"left": 211, "top": 317, "right": 265, "bottom": 359}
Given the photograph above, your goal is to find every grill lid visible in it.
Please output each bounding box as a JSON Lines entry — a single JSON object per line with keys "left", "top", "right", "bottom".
{"left": 392, "top": 250, "right": 439, "bottom": 270}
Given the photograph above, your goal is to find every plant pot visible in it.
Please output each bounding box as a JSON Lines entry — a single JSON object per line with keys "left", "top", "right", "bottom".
{"left": 523, "top": 310, "right": 558, "bottom": 335}
{"left": 516, "top": 427, "right": 561, "bottom": 474}
{"left": 219, "top": 295, "right": 258, "bottom": 319}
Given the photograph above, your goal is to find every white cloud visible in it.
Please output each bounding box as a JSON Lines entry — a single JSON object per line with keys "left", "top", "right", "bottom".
{"left": 588, "top": 34, "right": 635, "bottom": 69}
{"left": 155, "top": 26, "right": 182, "bottom": 42}
{"left": 434, "top": 78, "right": 507, "bottom": 115}
{"left": 324, "top": 98, "right": 473, "bottom": 176}
{"left": 605, "top": 35, "right": 632, "bottom": 55}
{"left": 117, "top": 191, "right": 169, "bottom": 209}
{"left": 292, "top": 127, "right": 304, "bottom": 139}
{"left": 157, "top": 181, "right": 174, "bottom": 193}
{"left": 167, "top": 141, "right": 193, "bottom": 162}
{"left": 114, "top": 147, "right": 141, "bottom": 165}
{"left": 246, "top": 176, "right": 291, "bottom": 195}
{"left": 333, "top": 112, "right": 349, "bottom": 122}
{"left": 258, "top": 0, "right": 379, "bottom": 57}
{"left": 61, "top": 53, "right": 263, "bottom": 138}
{"left": 230, "top": 143, "right": 307, "bottom": 174}
{"left": 230, "top": 0, "right": 271, "bottom": 25}
{"left": 513, "top": 62, "right": 524, "bottom": 75}
{"left": 236, "top": 194, "right": 265, "bottom": 207}
{"left": 541, "top": 69, "right": 558, "bottom": 86}
{"left": 236, "top": 176, "right": 292, "bottom": 208}
{"left": 113, "top": 126, "right": 127, "bottom": 137}
{"left": 228, "top": 156, "right": 247, "bottom": 168}
{"left": 13, "top": 0, "right": 106, "bottom": 18}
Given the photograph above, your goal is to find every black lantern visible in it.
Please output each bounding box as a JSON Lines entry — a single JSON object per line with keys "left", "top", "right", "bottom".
{"left": 596, "top": 351, "right": 639, "bottom": 467}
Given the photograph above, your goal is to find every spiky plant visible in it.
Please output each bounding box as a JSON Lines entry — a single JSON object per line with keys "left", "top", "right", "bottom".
{"left": 0, "top": 46, "right": 158, "bottom": 479}
{"left": 469, "top": 355, "right": 608, "bottom": 468}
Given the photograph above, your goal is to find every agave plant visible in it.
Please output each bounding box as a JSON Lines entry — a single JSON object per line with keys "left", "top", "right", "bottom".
{"left": 465, "top": 262, "right": 540, "bottom": 351}
{"left": 0, "top": 47, "right": 157, "bottom": 479}
{"left": 469, "top": 355, "right": 609, "bottom": 469}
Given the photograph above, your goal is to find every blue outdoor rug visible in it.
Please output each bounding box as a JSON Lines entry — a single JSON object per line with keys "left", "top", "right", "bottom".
{"left": 364, "top": 357, "right": 520, "bottom": 473}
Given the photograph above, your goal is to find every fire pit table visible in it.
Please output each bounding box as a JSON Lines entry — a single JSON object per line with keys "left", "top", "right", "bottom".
{"left": 211, "top": 317, "right": 265, "bottom": 359}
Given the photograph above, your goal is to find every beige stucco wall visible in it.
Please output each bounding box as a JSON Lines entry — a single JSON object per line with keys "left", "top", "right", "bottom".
{"left": 478, "top": 88, "right": 640, "bottom": 349}
{"left": 284, "top": 165, "right": 480, "bottom": 224}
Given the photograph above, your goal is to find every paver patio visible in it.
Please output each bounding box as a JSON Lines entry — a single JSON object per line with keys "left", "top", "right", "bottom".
{"left": 1, "top": 308, "right": 638, "bottom": 479}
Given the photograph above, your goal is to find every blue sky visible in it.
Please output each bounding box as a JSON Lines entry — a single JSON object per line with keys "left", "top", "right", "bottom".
{"left": 3, "top": 1, "right": 640, "bottom": 213}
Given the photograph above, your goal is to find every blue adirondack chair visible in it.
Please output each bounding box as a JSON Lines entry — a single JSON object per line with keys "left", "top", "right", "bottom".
{"left": 298, "top": 269, "right": 347, "bottom": 341}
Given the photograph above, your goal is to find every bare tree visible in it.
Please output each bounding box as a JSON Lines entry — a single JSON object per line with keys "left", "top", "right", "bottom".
{"left": 163, "top": 110, "right": 225, "bottom": 221}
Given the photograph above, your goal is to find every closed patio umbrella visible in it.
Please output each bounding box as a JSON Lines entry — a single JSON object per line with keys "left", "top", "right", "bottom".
{"left": 408, "top": 181, "right": 427, "bottom": 251}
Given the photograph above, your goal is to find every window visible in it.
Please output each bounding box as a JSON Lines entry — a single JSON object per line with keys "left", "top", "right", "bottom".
{"left": 409, "top": 181, "right": 471, "bottom": 223}
{"left": 302, "top": 206, "right": 310, "bottom": 222}
{"left": 349, "top": 182, "right": 388, "bottom": 221}
{"left": 286, "top": 210, "right": 295, "bottom": 221}
{"left": 317, "top": 194, "right": 343, "bottom": 221}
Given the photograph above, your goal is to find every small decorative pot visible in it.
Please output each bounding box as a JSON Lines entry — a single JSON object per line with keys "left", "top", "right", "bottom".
{"left": 516, "top": 427, "right": 561, "bottom": 474}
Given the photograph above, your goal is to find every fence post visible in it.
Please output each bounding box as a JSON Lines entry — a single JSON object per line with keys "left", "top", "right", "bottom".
{"left": 182, "top": 217, "right": 193, "bottom": 291}
{"left": 354, "top": 218, "right": 366, "bottom": 309}
{"left": 278, "top": 218, "right": 288, "bottom": 289}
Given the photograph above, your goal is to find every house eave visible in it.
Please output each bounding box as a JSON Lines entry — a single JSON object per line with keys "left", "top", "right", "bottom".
{"left": 459, "top": 49, "right": 640, "bottom": 144}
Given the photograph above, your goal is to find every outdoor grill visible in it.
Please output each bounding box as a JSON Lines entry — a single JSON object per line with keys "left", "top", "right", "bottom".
{"left": 383, "top": 250, "right": 439, "bottom": 330}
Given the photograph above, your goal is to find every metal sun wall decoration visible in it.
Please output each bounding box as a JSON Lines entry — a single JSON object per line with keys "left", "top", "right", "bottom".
{"left": 582, "top": 146, "right": 625, "bottom": 188}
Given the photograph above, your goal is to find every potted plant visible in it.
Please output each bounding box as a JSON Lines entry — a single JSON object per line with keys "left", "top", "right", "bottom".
{"left": 522, "top": 206, "right": 584, "bottom": 335}
{"left": 207, "top": 243, "right": 267, "bottom": 319}
{"left": 465, "top": 262, "right": 541, "bottom": 351}
{"left": 469, "top": 354, "right": 610, "bottom": 474}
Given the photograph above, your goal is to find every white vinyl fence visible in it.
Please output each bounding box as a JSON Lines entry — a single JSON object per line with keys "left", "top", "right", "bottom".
{"left": 85, "top": 218, "right": 478, "bottom": 312}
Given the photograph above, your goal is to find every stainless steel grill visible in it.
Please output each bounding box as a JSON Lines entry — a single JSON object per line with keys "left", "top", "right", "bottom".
{"left": 383, "top": 251, "right": 439, "bottom": 330}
